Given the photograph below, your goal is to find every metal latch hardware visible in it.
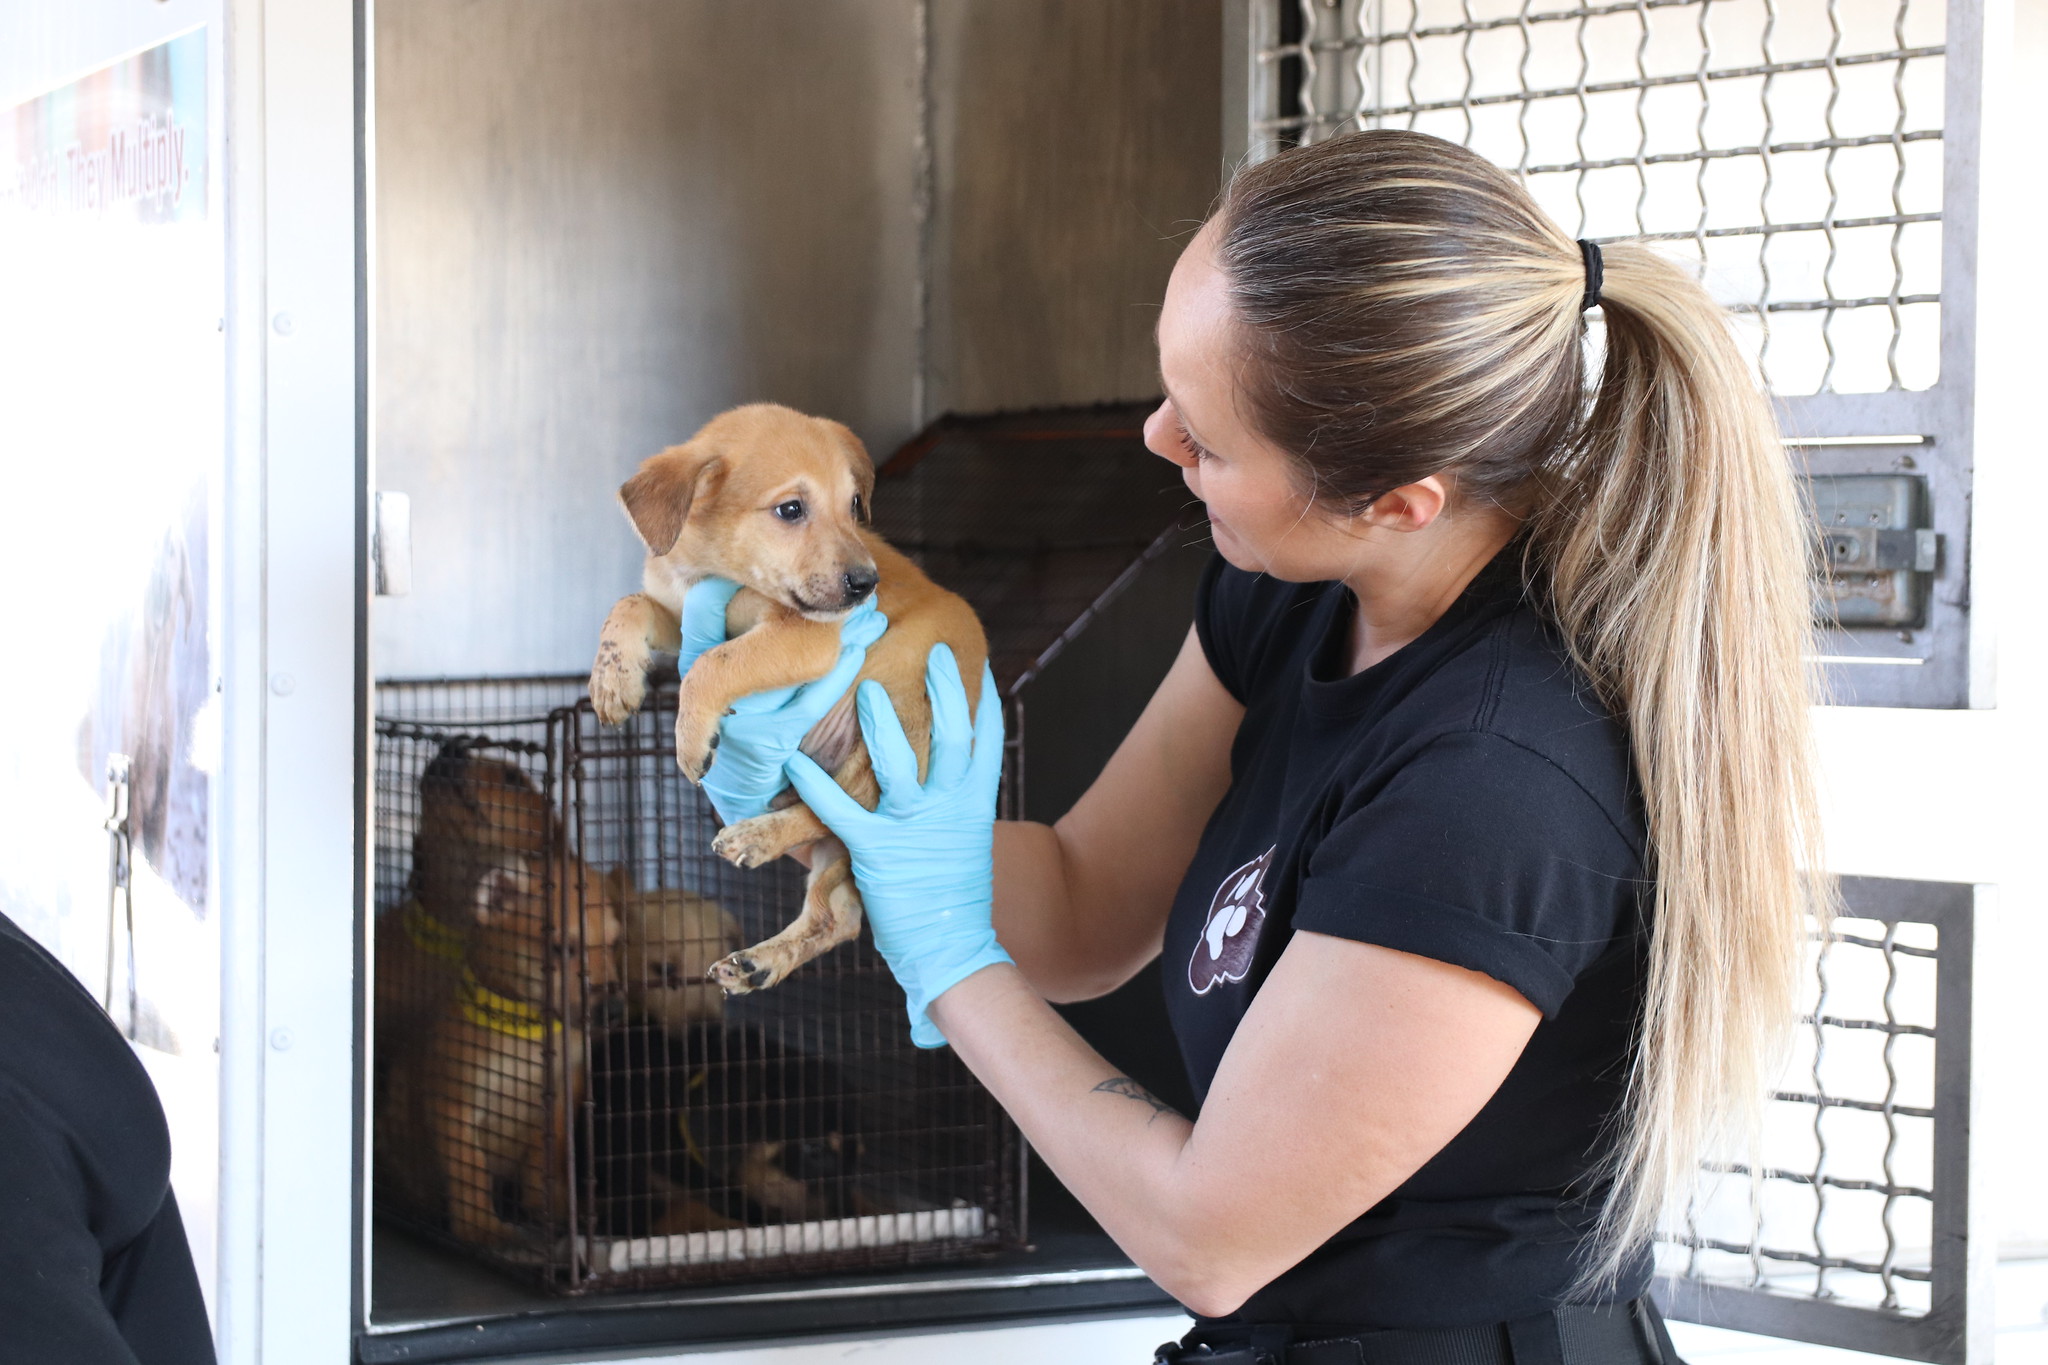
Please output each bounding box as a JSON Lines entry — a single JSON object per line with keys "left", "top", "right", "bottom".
{"left": 1804, "top": 473, "right": 1940, "bottom": 630}
{"left": 1820, "top": 526, "right": 1938, "bottom": 575}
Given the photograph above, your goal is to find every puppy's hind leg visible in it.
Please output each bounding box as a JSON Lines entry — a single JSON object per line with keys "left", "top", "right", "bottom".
{"left": 710, "top": 740, "right": 878, "bottom": 871}
{"left": 711, "top": 801, "right": 831, "bottom": 870}
{"left": 707, "top": 846, "right": 864, "bottom": 994}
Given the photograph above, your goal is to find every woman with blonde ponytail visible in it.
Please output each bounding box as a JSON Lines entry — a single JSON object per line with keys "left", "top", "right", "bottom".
{"left": 734, "top": 127, "right": 1822, "bottom": 1363}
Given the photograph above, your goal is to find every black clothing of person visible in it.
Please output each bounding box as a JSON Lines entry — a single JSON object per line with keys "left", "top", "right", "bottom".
{"left": 1163, "top": 550, "right": 1653, "bottom": 1332}
{"left": 0, "top": 911, "right": 216, "bottom": 1365}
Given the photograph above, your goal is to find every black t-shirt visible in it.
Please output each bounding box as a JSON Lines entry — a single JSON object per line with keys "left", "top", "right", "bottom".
{"left": 0, "top": 912, "right": 216, "bottom": 1365}
{"left": 1163, "top": 551, "right": 1652, "bottom": 1331}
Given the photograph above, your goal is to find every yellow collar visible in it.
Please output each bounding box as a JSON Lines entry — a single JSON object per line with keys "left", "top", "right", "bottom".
{"left": 401, "top": 899, "right": 468, "bottom": 963}
{"left": 458, "top": 970, "right": 560, "bottom": 1040}
{"left": 676, "top": 1068, "right": 709, "bottom": 1170}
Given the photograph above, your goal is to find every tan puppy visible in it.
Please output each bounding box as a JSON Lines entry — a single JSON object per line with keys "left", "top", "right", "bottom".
{"left": 588, "top": 403, "right": 988, "bottom": 994}
{"left": 622, "top": 886, "right": 741, "bottom": 1030}
{"left": 426, "top": 856, "right": 624, "bottom": 1246}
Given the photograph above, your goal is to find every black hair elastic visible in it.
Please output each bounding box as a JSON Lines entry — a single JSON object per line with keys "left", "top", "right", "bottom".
{"left": 1577, "top": 238, "right": 1604, "bottom": 311}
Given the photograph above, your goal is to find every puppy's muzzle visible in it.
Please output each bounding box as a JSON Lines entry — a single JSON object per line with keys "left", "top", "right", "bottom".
{"left": 841, "top": 566, "right": 879, "bottom": 604}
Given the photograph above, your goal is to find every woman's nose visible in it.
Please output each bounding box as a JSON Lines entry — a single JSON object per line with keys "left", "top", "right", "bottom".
{"left": 1144, "top": 399, "right": 1197, "bottom": 470}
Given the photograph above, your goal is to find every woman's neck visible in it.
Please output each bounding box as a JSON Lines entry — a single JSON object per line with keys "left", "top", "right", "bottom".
{"left": 1341, "top": 512, "right": 1521, "bottom": 675}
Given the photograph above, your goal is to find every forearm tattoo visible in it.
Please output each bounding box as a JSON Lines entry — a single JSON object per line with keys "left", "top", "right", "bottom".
{"left": 1092, "top": 1075, "right": 1182, "bottom": 1124}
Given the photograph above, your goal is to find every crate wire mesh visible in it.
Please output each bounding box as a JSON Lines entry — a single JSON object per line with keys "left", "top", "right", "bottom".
{"left": 371, "top": 405, "right": 1192, "bottom": 1293}
{"left": 373, "top": 679, "right": 1019, "bottom": 1293}
{"left": 1653, "top": 877, "right": 1990, "bottom": 1365}
{"left": 1252, "top": 0, "right": 1946, "bottom": 398}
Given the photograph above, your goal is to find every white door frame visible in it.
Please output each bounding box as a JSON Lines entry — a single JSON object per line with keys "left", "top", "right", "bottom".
{"left": 217, "top": 0, "right": 364, "bottom": 1359}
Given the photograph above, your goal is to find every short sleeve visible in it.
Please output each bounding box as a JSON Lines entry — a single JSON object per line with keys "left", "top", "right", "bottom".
{"left": 1294, "top": 731, "right": 1645, "bottom": 1016}
{"left": 1192, "top": 553, "right": 1250, "bottom": 703}
{"left": 1193, "top": 554, "right": 1321, "bottom": 707}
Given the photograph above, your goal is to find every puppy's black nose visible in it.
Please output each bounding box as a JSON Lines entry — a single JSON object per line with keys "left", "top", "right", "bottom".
{"left": 843, "top": 568, "right": 879, "bottom": 601}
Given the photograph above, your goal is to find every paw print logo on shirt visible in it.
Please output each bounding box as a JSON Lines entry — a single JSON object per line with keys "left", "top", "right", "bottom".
{"left": 1188, "top": 846, "right": 1276, "bottom": 995}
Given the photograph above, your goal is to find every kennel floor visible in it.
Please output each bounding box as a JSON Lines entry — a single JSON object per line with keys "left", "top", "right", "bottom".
{"left": 365, "top": 1193, "right": 1174, "bottom": 1362}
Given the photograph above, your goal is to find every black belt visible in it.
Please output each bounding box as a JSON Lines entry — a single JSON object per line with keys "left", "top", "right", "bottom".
{"left": 1154, "top": 1298, "right": 1681, "bottom": 1365}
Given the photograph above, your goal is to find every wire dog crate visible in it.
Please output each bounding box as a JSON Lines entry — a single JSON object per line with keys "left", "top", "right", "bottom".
{"left": 371, "top": 403, "right": 1194, "bottom": 1295}
{"left": 374, "top": 679, "right": 1021, "bottom": 1293}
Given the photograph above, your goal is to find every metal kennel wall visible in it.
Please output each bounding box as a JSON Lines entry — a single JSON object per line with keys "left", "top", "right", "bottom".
{"left": 1230, "top": 0, "right": 1992, "bottom": 708}
{"left": 361, "top": 2, "right": 1220, "bottom": 1354}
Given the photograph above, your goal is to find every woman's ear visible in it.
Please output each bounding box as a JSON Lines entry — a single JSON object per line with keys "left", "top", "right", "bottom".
{"left": 1363, "top": 475, "right": 1450, "bottom": 532}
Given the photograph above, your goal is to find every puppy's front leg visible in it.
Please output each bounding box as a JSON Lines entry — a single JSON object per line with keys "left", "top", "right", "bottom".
{"left": 673, "top": 618, "right": 841, "bottom": 783}
{"left": 590, "top": 594, "right": 682, "bottom": 724}
{"left": 435, "top": 1092, "right": 522, "bottom": 1245}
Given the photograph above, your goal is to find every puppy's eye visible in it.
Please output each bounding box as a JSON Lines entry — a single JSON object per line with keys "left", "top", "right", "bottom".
{"left": 773, "top": 499, "right": 806, "bottom": 522}
{"left": 851, "top": 493, "right": 864, "bottom": 520}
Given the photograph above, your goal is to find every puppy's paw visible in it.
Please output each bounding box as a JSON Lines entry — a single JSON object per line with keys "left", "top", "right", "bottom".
{"left": 589, "top": 640, "right": 648, "bottom": 725}
{"left": 711, "top": 817, "right": 781, "bottom": 869}
{"left": 707, "top": 949, "right": 785, "bottom": 995}
{"left": 674, "top": 713, "right": 720, "bottom": 784}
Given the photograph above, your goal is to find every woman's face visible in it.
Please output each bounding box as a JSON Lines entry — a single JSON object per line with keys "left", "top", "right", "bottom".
{"left": 1144, "top": 221, "right": 1360, "bottom": 582}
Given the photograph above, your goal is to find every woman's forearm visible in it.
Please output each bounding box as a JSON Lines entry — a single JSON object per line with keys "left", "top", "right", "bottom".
{"left": 928, "top": 942, "right": 1543, "bottom": 1322}
{"left": 991, "top": 822, "right": 1164, "bottom": 1003}
{"left": 928, "top": 963, "right": 1244, "bottom": 1313}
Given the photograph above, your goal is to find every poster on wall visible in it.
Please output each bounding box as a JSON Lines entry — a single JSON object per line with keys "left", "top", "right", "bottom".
{"left": 0, "top": 29, "right": 218, "bottom": 1062}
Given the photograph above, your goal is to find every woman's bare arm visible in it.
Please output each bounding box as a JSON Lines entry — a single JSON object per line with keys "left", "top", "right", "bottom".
{"left": 930, "top": 932, "right": 1541, "bottom": 1317}
{"left": 989, "top": 625, "right": 1243, "bottom": 1003}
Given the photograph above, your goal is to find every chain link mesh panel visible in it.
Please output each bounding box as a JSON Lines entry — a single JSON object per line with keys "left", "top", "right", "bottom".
{"left": 1663, "top": 914, "right": 1939, "bottom": 1313}
{"left": 1253, "top": 0, "right": 1945, "bottom": 398}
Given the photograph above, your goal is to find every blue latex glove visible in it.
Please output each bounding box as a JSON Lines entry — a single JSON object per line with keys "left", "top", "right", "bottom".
{"left": 674, "top": 577, "right": 889, "bottom": 826}
{"left": 784, "top": 645, "right": 1010, "bottom": 1047}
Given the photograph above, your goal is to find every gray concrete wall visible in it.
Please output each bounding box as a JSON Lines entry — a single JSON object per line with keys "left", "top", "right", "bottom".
{"left": 372, "top": 0, "right": 921, "bottom": 677}
{"left": 372, "top": 0, "right": 1220, "bottom": 678}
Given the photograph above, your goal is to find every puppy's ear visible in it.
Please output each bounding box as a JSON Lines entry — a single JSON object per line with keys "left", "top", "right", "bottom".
{"left": 603, "top": 864, "right": 633, "bottom": 906}
{"left": 825, "top": 421, "right": 875, "bottom": 522}
{"left": 471, "top": 858, "right": 532, "bottom": 925}
{"left": 619, "top": 442, "right": 725, "bottom": 554}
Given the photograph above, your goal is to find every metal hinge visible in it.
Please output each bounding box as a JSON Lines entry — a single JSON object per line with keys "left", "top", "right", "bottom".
{"left": 104, "top": 754, "right": 137, "bottom": 1036}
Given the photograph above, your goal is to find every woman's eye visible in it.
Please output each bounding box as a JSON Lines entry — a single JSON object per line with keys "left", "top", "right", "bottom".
{"left": 773, "top": 499, "right": 806, "bottom": 522}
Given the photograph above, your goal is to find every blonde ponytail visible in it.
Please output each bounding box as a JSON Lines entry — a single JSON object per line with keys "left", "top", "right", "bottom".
{"left": 1535, "top": 242, "right": 1830, "bottom": 1283}
{"left": 1216, "top": 129, "right": 1829, "bottom": 1287}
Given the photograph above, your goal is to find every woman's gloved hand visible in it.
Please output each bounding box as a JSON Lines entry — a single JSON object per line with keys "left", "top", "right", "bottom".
{"left": 674, "top": 576, "right": 888, "bottom": 827}
{"left": 784, "top": 645, "right": 1009, "bottom": 1047}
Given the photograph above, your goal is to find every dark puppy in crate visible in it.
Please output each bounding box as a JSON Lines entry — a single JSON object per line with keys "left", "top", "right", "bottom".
{"left": 586, "top": 402, "right": 991, "bottom": 996}
{"left": 588, "top": 1019, "right": 864, "bottom": 1238}
{"left": 375, "top": 739, "right": 553, "bottom": 1048}
{"left": 374, "top": 740, "right": 554, "bottom": 1218}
